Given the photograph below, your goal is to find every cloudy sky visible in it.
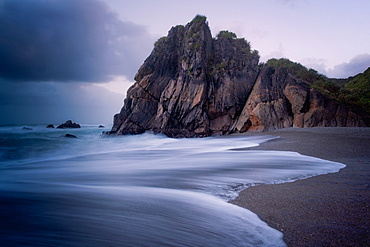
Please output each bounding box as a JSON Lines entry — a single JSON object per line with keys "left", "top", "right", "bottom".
{"left": 1, "top": 0, "right": 369, "bottom": 124}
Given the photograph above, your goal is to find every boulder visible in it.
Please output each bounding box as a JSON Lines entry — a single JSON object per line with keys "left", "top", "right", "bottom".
{"left": 46, "top": 124, "right": 55, "bottom": 128}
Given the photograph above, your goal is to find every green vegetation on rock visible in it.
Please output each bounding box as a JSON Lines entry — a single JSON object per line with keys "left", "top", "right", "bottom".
{"left": 343, "top": 68, "right": 370, "bottom": 114}
{"left": 266, "top": 58, "right": 325, "bottom": 83}
{"left": 153, "top": 36, "right": 168, "bottom": 57}
{"left": 190, "top": 15, "right": 207, "bottom": 24}
{"left": 154, "top": 36, "right": 167, "bottom": 48}
{"left": 187, "top": 15, "right": 207, "bottom": 36}
{"left": 217, "top": 30, "right": 237, "bottom": 39}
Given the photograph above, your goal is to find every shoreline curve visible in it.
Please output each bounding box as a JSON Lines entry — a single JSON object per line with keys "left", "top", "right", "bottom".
{"left": 229, "top": 127, "right": 370, "bottom": 247}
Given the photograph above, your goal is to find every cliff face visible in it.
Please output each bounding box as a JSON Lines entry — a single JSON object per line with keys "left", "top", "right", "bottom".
{"left": 233, "top": 66, "right": 365, "bottom": 132}
{"left": 111, "top": 16, "right": 366, "bottom": 137}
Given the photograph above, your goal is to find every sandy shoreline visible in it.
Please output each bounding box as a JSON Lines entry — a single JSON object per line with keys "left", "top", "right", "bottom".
{"left": 229, "top": 127, "right": 370, "bottom": 247}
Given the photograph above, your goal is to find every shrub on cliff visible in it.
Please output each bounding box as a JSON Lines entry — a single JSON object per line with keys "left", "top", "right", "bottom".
{"left": 343, "top": 68, "right": 370, "bottom": 115}
{"left": 216, "top": 31, "right": 237, "bottom": 39}
{"left": 266, "top": 58, "right": 325, "bottom": 83}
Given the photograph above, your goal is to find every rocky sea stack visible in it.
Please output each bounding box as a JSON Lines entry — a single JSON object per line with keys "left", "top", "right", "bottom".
{"left": 111, "top": 16, "right": 368, "bottom": 137}
{"left": 57, "top": 120, "right": 81, "bottom": 129}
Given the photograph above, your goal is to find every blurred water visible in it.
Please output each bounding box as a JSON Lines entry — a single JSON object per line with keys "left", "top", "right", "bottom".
{"left": 0, "top": 125, "right": 345, "bottom": 246}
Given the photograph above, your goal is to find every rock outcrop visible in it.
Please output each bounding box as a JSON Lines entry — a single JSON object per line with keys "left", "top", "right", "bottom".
{"left": 110, "top": 16, "right": 366, "bottom": 137}
{"left": 63, "top": 133, "right": 78, "bottom": 138}
{"left": 57, "top": 120, "right": 81, "bottom": 129}
{"left": 233, "top": 66, "right": 365, "bottom": 132}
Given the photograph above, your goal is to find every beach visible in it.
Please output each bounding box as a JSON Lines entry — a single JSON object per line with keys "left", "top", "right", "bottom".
{"left": 230, "top": 127, "right": 370, "bottom": 246}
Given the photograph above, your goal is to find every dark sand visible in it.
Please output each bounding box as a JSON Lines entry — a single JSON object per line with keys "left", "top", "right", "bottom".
{"left": 229, "top": 127, "right": 370, "bottom": 247}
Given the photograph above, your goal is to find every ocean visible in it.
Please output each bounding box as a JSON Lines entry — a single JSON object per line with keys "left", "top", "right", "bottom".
{"left": 0, "top": 124, "right": 345, "bottom": 246}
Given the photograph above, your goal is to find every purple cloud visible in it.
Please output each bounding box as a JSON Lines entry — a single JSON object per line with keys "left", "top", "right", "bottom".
{"left": 327, "top": 53, "right": 370, "bottom": 78}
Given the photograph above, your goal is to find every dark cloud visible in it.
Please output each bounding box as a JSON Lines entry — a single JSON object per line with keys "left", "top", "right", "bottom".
{"left": 327, "top": 53, "right": 370, "bottom": 78}
{"left": 0, "top": 0, "right": 153, "bottom": 83}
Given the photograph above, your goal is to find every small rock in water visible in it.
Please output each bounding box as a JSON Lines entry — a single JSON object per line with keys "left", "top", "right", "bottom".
{"left": 57, "top": 120, "right": 81, "bottom": 129}
{"left": 98, "top": 125, "right": 105, "bottom": 128}
{"left": 46, "top": 124, "right": 55, "bottom": 128}
{"left": 64, "top": 134, "right": 78, "bottom": 138}
{"left": 22, "top": 127, "right": 33, "bottom": 130}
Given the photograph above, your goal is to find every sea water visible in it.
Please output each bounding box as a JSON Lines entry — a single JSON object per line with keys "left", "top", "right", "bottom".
{"left": 0, "top": 124, "right": 345, "bottom": 246}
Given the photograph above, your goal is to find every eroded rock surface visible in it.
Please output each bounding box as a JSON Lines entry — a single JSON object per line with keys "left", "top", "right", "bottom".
{"left": 233, "top": 67, "right": 365, "bottom": 132}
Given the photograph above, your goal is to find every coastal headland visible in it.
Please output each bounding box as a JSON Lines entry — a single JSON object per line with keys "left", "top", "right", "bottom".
{"left": 230, "top": 127, "right": 370, "bottom": 246}
{"left": 110, "top": 16, "right": 368, "bottom": 138}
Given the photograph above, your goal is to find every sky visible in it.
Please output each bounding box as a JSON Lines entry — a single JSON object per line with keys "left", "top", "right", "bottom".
{"left": 1, "top": 0, "right": 369, "bottom": 125}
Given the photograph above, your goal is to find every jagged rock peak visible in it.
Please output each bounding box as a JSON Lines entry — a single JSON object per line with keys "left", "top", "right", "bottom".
{"left": 111, "top": 15, "right": 260, "bottom": 137}
{"left": 110, "top": 16, "right": 366, "bottom": 137}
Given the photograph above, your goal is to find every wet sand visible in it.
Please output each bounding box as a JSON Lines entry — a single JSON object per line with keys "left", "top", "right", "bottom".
{"left": 230, "top": 127, "right": 370, "bottom": 247}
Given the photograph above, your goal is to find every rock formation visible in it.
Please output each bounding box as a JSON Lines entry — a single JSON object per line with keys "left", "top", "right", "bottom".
{"left": 233, "top": 66, "right": 365, "bottom": 132}
{"left": 57, "top": 120, "right": 81, "bottom": 129}
{"left": 110, "top": 16, "right": 366, "bottom": 137}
